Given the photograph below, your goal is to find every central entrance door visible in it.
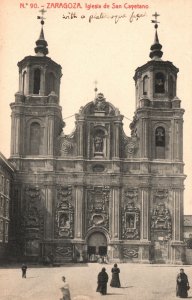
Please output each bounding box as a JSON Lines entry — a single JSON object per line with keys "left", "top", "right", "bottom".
{"left": 87, "top": 232, "right": 107, "bottom": 262}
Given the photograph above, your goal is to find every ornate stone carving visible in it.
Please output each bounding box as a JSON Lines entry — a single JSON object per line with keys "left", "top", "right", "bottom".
{"left": 94, "top": 93, "right": 107, "bottom": 111}
{"left": 22, "top": 186, "right": 44, "bottom": 239}
{"left": 154, "top": 189, "right": 169, "bottom": 201}
{"left": 57, "top": 131, "right": 76, "bottom": 157}
{"left": 82, "top": 93, "right": 116, "bottom": 116}
{"left": 122, "top": 134, "right": 138, "bottom": 158}
{"left": 123, "top": 247, "right": 139, "bottom": 258}
{"left": 55, "top": 246, "right": 73, "bottom": 258}
{"left": 122, "top": 190, "right": 140, "bottom": 240}
{"left": 151, "top": 203, "right": 172, "bottom": 239}
{"left": 87, "top": 186, "right": 110, "bottom": 230}
{"left": 124, "top": 189, "right": 138, "bottom": 200}
{"left": 55, "top": 186, "right": 74, "bottom": 239}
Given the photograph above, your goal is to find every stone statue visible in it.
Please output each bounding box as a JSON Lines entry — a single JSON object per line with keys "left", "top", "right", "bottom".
{"left": 94, "top": 136, "right": 103, "bottom": 152}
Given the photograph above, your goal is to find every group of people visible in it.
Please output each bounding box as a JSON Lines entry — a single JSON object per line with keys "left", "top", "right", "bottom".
{"left": 96, "top": 265, "right": 190, "bottom": 298}
{"left": 97, "top": 263, "right": 120, "bottom": 295}
{"left": 21, "top": 263, "right": 190, "bottom": 299}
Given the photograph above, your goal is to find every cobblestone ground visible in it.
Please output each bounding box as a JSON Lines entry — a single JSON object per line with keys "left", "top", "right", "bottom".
{"left": 0, "top": 263, "right": 192, "bottom": 300}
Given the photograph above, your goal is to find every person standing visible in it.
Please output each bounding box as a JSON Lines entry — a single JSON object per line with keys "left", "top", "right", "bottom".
{"left": 96, "top": 267, "right": 109, "bottom": 295}
{"left": 110, "top": 263, "right": 121, "bottom": 288}
{"left": 60, "top": 276, "right": 71, "bottom": 300}
{"left": 21, "top": 263, "right": 27, "bottom": 278}
{"left": 176, "top": 268, "right": 190, "bottom": 298}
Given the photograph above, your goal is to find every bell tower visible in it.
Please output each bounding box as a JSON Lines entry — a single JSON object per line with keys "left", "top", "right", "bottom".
{"left": 10, "top": 9, "right": 63, "bottom": 159}
{"left": 132, "top": 12, "right": 183, "bottom": 162}
{"left": 131, "top": 13, "right": 185, "bottom": 264}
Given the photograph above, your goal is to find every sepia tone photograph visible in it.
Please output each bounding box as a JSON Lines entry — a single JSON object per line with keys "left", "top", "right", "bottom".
{"left": 0, "top": 0, "right": 192, "bottom": 299}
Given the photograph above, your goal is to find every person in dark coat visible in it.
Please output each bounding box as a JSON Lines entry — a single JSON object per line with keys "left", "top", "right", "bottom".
{"left": 96, "top": 267, "right": 109, "bottom": 295}
{"left": 176, "top": 268, "right": 190, "bottom": 298}
{"left": 21, "top": 263, "right": 27, "bottom": 278}
{"left": 110, "top": 263, "right": 121, "bottom": 288}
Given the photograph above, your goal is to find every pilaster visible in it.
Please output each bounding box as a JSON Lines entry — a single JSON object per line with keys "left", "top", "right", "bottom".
{"left": 74, "top": 185, "right": 84, "bottom": 239}
{"left": 111, "top": 187, "right": 120, "bottom": 240}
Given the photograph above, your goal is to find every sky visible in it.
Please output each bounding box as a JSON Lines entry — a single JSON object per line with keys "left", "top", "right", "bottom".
{"left": 0, "top": 0, "right": 191, "bottom": 213}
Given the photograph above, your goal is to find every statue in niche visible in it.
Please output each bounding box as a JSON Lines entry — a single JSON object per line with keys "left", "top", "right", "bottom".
{"left": 59, "top": 213, "right": 70, "bottom": 228}
{"left": 94, "top": 135, "right": 103, "bottom": 152}
{"left": 126, "top": 214, "right": 135, "bottom": 228}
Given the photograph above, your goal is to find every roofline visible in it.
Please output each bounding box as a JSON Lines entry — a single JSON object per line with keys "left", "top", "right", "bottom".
{"left": 0, "top": 152, "right": 15, "bottom": 172}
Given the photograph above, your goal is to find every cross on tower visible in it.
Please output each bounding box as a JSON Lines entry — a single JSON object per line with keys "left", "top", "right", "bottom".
{"left": 37, "top": 8, "right": 47, "bottom": 25}
{"left": 151, "top": 12, "right": 160, "bottom": 29}
{"left": 152, "top": 12, "right": 160, "bottom": 23}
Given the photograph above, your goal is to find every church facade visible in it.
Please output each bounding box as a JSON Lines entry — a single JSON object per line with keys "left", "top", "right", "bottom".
{"left": 8, "top": 19, "right": 185, "bottom": 264}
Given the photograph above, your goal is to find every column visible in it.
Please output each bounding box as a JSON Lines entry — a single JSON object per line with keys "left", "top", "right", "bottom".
{"left": 77, "top": 119, "right": 84, "bottom": 158}
{"left": 173, "top": 119, "right": 183, "bottom": 161}
{"left": 44, "top": 185, "right": 53, "bottom": 239}
{"left": 25, "top": 65, "right": 30, "bottom": 95}
{"left": 74, "top": 186, "right": 83, "bottom": 239}
{"left": 171, "top": 188, "right": 185, "bottom": 264}
{"left": 111, "top": 187, "right": 120, "bottom": 239}
{"left": 40, "top": 66, "right": 46, "bottom": 96}
{"left": 10, "top": 113, "right": 16, "bottom": 156}
{"left": 11, "top": 113, "right": 21, "bottom": 156}
{"left": 141, "top": 117, "right": 149, "bottom": 158}
{"left": 47, "top": 116, "right": 54, "bottom": 155}
{"left": 141, "top": 188, "right": 149, "bottom": 240}
{"left": 113, "top": 122, "right": 120, "bottom": 158}
{"left": 172, "top": 188, "right": 183, "bottom": 241}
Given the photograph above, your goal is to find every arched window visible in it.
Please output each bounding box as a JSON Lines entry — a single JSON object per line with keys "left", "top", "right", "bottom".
{"left": 22, "top": 71, "right": 27, "bottom": 94}
{"left": 30, "top": 122, "right": 41, "bottom": 155}
{"left": 33, "top": 69, "right": 41, "bottom": 94}
{"left": 47, "top": 72, "right": 55, "bottom": 94}
{"left": 143, "top": 75, "right": 148, "bottom": 95}
{"left": 155, "top": 126, "right": 165, "bottom": 158}
{"left": 155, "top": 72, "right": 165, "bottom": 94}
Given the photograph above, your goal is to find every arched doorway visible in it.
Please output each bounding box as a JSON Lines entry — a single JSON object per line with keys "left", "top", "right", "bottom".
{"left": 87, "top": 231, "right": 107, "bottom": 262}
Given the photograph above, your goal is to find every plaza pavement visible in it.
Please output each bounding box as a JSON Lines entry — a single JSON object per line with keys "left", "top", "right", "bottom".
{"left": 0, "top": 263, "right": 192, "bottom": 300}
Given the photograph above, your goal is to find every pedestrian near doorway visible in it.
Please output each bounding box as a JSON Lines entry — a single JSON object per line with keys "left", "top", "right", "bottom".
{"left": 176, "top": 268, "right": 190, "bottom": 298}
{"left": 21, "top": 263, "right": 27, "bottom": 278}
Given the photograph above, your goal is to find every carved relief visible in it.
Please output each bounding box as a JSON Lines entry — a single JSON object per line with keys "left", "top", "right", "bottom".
{"left": 81, "top": 93, "right": 116, "bottom": 116}
{"left": 22, "top": 186, "right": 44, "bottom": 239}
{"left": 123, "top": 247, "right": 139, "bottom": 258}
{"left": 94, "top": 93, "right": 107, "bottom": 112}
{"left": 151, "top": 203, "right": 172, "bottom": 239}
{"left": 55, "top": 186, "right": 74, "bottom": 238}
{"left": 87, "top": 186, "right": 110, "bottom": 230}
{"left": 154, "top": 189, "right": 169, "bottom": 201}
{"left": 122, "top": 134, "right": 139, "bottom": 158}
{"left": 55, "top": 246, "right": 73, "bottom": 258}
{"left": 122, "top": 190, "right": 140, "bottom": 240}
{"left": 57, "top": 131, "right": 76, "bottom": 157}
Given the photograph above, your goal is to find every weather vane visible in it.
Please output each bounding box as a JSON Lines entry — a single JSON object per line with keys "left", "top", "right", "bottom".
{"left": 94, "top": 80, "right": 98, "bottom": 98}
{"left": 37, "top": 8, "right": 47, "bottom": 25}
{"left": 151, "top": 12, "right": 160, "bottom": 29}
